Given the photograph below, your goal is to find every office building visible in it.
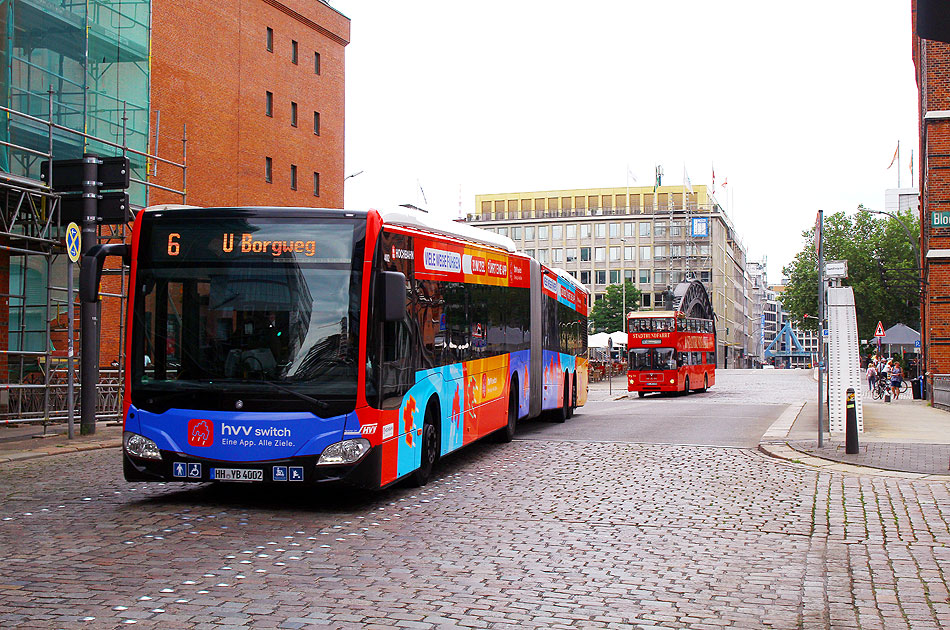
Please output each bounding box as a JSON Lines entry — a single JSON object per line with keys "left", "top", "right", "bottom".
{"left": 468, "top": 184, "right": 755, "bottom": 367}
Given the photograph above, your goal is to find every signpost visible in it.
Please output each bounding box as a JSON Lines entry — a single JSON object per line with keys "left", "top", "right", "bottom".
{"left": 875, "top": 320, "right": 886, "bottom": 358}
{"left": 65, "top": 223, "right": 80, "bottom": 439}
{"left": 42, "top": 154, "right": 132, "bottom": 435}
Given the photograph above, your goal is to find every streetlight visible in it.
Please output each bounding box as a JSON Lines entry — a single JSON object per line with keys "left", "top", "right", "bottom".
{"left": 861, "top": 206, "right": 920, "bottom": 270}
{"left": 620, "top": 237, "right": 627, "bottom": 327}
{"left": 861, "top": 205, "right": 924, "bottom": 382}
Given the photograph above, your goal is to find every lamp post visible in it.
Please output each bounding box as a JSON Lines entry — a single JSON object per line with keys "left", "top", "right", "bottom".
{"left": 862, "top": 205, "right": 925, "bottom": 386}
{"left": 863, "top": 207, "right": 920, "bottom": 270}
{"left": 620, "top": 237, "right": 627, "bottom": 325}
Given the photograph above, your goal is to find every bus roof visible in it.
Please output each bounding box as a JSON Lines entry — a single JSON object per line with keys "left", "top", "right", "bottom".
{"left": 628, "top": 310, "right": 677, "bottom": 319}
{"left": 379, "top": 208, "right": 517, "bottom": 253}
{"left": 546, "top": 267, "right": 588, "bottom": 295}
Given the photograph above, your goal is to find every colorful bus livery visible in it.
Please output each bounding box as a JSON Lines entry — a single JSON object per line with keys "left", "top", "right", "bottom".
{"left": 120, "top": 206, "right": 588, "bottom": 489}
{"left": 627, "top": 310, "right": 716, "bottom": 397}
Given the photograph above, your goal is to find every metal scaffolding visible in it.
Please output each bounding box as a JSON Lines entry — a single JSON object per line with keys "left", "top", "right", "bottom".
{"left": 0, "top": 91, "right": 186, "bottom": 427}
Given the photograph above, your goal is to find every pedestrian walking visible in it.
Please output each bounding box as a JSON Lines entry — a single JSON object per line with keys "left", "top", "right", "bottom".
{"left": 890, "top": 359, "right": 904, "bottom": 401}
{"left": 866, "top": 361, "right": 878, "bottom": 394}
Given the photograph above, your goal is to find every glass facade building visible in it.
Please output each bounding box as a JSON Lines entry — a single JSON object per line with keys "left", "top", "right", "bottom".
{"left": 1, "top": 0, "right": 150, "bottom": 201}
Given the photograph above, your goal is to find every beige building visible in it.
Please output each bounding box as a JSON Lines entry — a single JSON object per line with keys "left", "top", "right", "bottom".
{"left": 467, "top": 184, "right": 756, "bottom": 367}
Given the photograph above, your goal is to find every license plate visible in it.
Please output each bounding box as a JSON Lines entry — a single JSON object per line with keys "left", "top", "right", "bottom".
{"left": 211, "top": 468, "right": 263, "bottom": 482}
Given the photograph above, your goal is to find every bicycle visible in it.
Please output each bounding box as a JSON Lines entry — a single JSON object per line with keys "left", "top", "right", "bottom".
{"left": 870, "top": 378, "right": 889, "bottom": 400}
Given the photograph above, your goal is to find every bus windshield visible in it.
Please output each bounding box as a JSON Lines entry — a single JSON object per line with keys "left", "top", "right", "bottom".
{"left": 628, "top": 347, "right": 677, "bottom": 371}
{"left": 131, "top": 213, "right": 365, "bottom": 414}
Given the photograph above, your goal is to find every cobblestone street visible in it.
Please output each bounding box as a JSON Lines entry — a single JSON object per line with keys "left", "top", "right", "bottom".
{"left": 2, "top": 428, "right": 950, "bottom": 629}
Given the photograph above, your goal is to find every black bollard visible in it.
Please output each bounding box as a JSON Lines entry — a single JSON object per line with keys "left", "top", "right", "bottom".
{"left": 845, "top": 387, "right": 859, "bottom": 455}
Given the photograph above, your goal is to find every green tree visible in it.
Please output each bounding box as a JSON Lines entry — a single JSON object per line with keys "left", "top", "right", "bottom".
{"left": 780, "top": 208, "right": 919, "bottom": 341}
{"left": 589, "top": 282, "right": 641, "bottom": 333}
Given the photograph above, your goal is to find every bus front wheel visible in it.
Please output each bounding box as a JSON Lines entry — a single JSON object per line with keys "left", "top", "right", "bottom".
{"left": 408, "top": 404, "right": 439, "bottom": 487}
{"left": 683, "top": 377, "right": 690, "bottom": 394}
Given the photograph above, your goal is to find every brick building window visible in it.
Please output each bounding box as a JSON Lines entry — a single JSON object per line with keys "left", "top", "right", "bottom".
{"left": 266, "top": 27, "right": 273, "bottom": 52}
{"left": 314, "top": 52, "right": 321, "bottom": 75}
{"left": 265, "top": 157, "right": 272, "bottom": 183}
{"left": 265, "top": 91, "right": 273, "bottom": 117}
{"left": 313, "top": 172, "right": 320, "bottom": 197}
{"left": 291, "top": 102, "right": 298, "bottom": 127}
{"left": 313, "top": 111, "right": 320, "bottom": 135}
{"left": 291, "top": 40, "right": 298, "bottom": 64}
{"left": 290, "top": 164, "right": 297, "bottom": 190}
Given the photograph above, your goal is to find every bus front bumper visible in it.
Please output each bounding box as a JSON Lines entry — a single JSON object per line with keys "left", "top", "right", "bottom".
{"left": 123, "top": 446, "right": 384, "bottom": 489}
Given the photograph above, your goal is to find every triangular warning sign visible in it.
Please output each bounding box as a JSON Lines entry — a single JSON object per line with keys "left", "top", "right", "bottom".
{"left": 875, "top": 321, "right": 885, "bottom": 337}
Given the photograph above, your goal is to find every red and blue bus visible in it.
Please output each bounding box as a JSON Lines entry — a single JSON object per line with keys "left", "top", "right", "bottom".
{"left": 119, "top": 206, "right": 588, "bottom": 488}
{"left": 626, "top": 310, "right": 715, "bottom": 397}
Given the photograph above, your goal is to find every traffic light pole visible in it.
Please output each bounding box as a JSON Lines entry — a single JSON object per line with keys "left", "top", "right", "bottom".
{"left": 80, "top": 154, "right": 99, "bottom": 435}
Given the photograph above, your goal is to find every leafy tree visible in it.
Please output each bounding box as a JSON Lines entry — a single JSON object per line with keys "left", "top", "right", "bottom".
{"left": 589, "top": 282, "right": 641, "bottom": 333}
{"left": 780, "top": 208, "right": 919, "bottom": 341}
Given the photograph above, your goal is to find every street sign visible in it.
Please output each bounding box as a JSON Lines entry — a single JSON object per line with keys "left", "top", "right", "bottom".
{"left": 874, "top": 321, "right": 886, "bottom": 337}
{"left": 824, "top": 260, "right": 848, "bottom": 279}
{"left": 822, "top": 328, "right": 830, "bottom": 339}
{"left": 65, "top": 222, "right": 81, "bottom": 263}
{"left": 933, "top": 211, "right": 950, "bottom": 228}
{"left": 41, "top": 156, "right": 130, "bottom": 192}
{"left": 915, "top": 340, "right": 921, "bottom": 348}
{"left": 60, "top": 191, "right": 130, "bottom": 225}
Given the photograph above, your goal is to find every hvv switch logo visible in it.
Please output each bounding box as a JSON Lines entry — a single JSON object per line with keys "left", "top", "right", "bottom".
{"left": 188, "top": 418, "right": 214, "bottom": 447}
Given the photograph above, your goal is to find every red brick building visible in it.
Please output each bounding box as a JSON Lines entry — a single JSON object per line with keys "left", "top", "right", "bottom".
{"left": 914, "top": 1, "right": 950, "bottom": 397}
{"left": 149, "top": 0, "right": 349, "bottom": 208}
{"left": 93, "top": 0, "right": 350, "bottom": 370}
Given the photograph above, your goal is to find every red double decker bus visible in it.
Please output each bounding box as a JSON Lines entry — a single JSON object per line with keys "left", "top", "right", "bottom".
{"left": 627, "top": 310, "right": 716, "bottom": 397}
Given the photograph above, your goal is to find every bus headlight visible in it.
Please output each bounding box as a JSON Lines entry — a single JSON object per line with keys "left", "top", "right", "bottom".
{"left": 317, "top": 438, "right": 371, "bottom": 466}
{"left": 124, "top": 432, "right": 162, "bottom": 460}
{"left": 669, "top": 379, "right": 675, "bottom": 384}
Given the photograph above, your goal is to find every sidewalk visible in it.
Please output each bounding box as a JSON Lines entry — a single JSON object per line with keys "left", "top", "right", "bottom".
{"left": 0, "top": 420, "right": 123, "bottom": 463}
{"left": 760, "top": 395, "right": 950, "bottom": 478}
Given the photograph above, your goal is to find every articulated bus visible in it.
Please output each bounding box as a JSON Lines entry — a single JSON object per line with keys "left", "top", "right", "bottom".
{"left": 626, "top": 310, "right": 715, "bottom": 397}
{"left": 120, "top": 206, "right": 588, "bottom": 489}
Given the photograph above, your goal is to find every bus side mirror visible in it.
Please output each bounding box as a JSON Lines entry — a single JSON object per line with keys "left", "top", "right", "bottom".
{"left": 380, "top": 271, "right": 407, "bottom": 322}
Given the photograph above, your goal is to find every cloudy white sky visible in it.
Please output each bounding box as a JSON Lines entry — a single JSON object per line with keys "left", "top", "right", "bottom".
{"left": 331, "top": 1, "right": 920, "bottom": 280}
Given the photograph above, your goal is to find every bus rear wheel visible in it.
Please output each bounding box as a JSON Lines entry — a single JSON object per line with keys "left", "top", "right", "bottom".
{"left": 565, "top": 374, "right": 575, "bottom": 419}
{"left": 699, "top": 374, "right": 709, "bottom": 392}
{"left": 495, "top": 385, "right": 518, "bottom": 443}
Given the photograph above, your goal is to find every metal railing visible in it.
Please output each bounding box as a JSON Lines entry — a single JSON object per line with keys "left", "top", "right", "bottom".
{"left": 2, "top": 369, "right": 122, "bottom": 424}
{"left": 932, "top": 375, "right": 950, "bottom": 411}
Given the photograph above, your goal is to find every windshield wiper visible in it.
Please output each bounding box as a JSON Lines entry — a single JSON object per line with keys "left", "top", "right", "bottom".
{"left": 261, "top": 380, "right": 330, "bottom": 411}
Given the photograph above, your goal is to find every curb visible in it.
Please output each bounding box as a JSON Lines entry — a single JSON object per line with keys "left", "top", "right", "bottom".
{"left": 758, "top": 402, "right": 950, "bottom": 480}
{"left": 0, "top": 438, "right": 122, "bottom": 464}
{"left": 757, "top": 441, "right": 950, "bottom": 480}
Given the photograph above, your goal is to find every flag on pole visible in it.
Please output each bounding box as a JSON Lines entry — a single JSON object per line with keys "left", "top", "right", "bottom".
{"left": 626, "top": 167, "right": 637, "bottom": 184}
{"left": 711, "top": 164, "right": 716, "bottom": 194}
{"left": 909, "top": 150, "right": 914, "bottom": 179}
{"left": 887, "top": 142, "right": 899, "bottom": 169}
{"left": 684, "top": 167, "right": 693, "bottom": 195}
{"left": 814, "top": 211, "right": 822, "bottom": 258}
{"left": 721, "top": 177, "right": 728, "bottom": 189}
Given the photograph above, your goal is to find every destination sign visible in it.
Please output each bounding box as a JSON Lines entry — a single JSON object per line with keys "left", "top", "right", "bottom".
{"left": 143, "top": 217, "right": 356, "bottom": 264}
